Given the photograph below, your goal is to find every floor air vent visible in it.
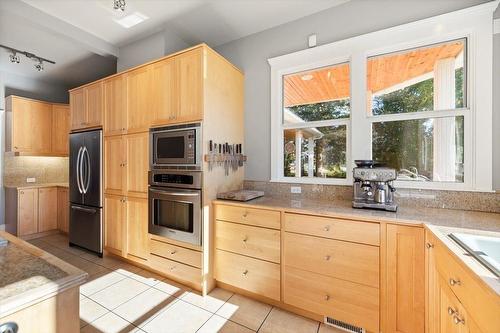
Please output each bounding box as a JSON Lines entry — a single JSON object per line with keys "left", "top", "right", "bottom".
{"left": 324, "top": 316, "right": 365, "bottom": 333}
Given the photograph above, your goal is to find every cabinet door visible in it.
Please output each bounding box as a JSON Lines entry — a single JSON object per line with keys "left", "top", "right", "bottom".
{"left": 150, "top": 58, "right": 176, "bottom": 125}
{"left": 385, "top": 225, "right": 425, "bottom": 333}
{"left": 18, "top": 189, "right": 38, "bottom": 236}
{"left": 176, "top": 48, "right": 203, "bottom": 123}
{"left": 70, "top": 88, "right": 86, "bottom": 130}
{"left": 31, "top": 101, "right": 52, "bottom": 154}
{"left": 104, "top": 194, "right": 125, "bottom": 253}
{"left": 437, "top": 276, "right": 469, "bottom": 333}
{"left": 126, "top": 197, "right": 149, "bottom": 261}
{"left": 52, "top": 104, "right": 70, "bottom": 155}
{"left": 125, "top": 132, "right": 149, "bottom": 198}
{"left": 104, "top": 136, "right": 125, "bottom": 195}
{"left": 104, "top": 76, "right": 126, "bottom": 136}
{"left": 126, "top": 67, "right": 151, "bottom": 133}
{"left": 11, "top": 97, "right": 33, "bottom": 152}
{"left": 86, "top": 82, "right": 103, "bottom": 128}
{"left": 38, "top": 187, "right": 58, "bottom": 232}
{"left": 57, "top": 187, "right": 69, "bottom": 233}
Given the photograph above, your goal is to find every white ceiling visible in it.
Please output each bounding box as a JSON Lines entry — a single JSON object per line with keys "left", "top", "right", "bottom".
{"left": 20, "top": 0, "right": 349, "bottom": 47}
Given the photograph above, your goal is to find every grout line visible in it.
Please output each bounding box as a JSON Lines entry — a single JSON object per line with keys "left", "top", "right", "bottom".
{"left": 256, "top": 306, "right": 274, "bottom": 332}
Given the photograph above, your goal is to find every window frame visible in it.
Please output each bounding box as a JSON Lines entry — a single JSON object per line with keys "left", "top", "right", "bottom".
{"left": 268, "top": 2, "right": 496, "bottom": 191}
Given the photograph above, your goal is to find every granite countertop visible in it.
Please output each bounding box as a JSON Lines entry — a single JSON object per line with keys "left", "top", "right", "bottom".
{"left": 213, "top": 196, "right": 500, "bottom": 232}
{"left": 4, "top": 182, "right": 69, "bottom": 189}
{"left": 0, "top": 231, "right": 87, "bottom": 317}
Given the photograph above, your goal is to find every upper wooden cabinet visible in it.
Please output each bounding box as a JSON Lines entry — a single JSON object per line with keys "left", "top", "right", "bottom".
{"left": 5, "top": 96, "right": 69, "bottom": 156}
{"left": 150, "top": 57, "right": 176, "bottom": 125}
{"left": 176, "top": 47, "right": 203, "bottom": 123}
{"left": 70, "top": 81, "right": 103, "bottom": 130}
{"left": 125, "top": 66, "right": 152, "bottom": 133}
{"left": 104, "top": 75, "right": 127, "bottom": 136}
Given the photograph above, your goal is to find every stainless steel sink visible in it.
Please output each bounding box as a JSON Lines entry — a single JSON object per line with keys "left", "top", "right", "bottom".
{"left": 449, "top": 232, "right": 500, "bottom": 277}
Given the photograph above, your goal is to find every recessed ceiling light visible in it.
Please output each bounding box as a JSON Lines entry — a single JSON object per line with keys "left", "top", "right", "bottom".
{"left": 301, "top": 74, "right": 313, "bottom": 81}
{"left": 113, "top": 12, "right": 149, "bottom": 29}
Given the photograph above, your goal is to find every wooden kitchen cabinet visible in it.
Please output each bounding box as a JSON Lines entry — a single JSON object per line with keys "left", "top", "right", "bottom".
{"left": 385, "top": 224, "right": 425, "bottom": 333}
{"left": 52, "top": 104, "right": 70, "bottom": 155}
{"left": 150, "top": 57, "right": 176, "bottom": 125}
{"left": 126, "top": 197, "right": 149, "bottom": 262}
{"left": 57, "top": 187, "right": 69, "bottom": 233}
{"left": 104, "top": 194, "right": 125, "bottom": 254}
{"left": 176, "top": 47, "right": 203, "bottom": 123}
{"left": 70, "top": 82, "right": 103, "bottom": 130}
{"left": 104, "top": 75, "right": 127, "bottom": 136}
{"left": 38, "top": 187, "right": 58, "bottom": 232}
{"left": 125, "top": 66, "right": 151, "bottom": 133}
{"left": 18, "top": 189, "right": 38, "bottom": 236}
{"left": 30, "top": 101, "right": 52, "bottom": 154}
{"left": 104, "top": 135, "right": 125, "bottom": 195}
{"left": 125, "top": 132, "right": 149, "bottom": 198}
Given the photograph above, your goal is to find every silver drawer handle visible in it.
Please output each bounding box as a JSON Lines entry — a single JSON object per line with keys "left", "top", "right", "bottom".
{"left": 453, "top": 315, "right": 465, "bottom": 325}
{"left": 449, "top": 278, "right": 461, "bottom": 286}
{"left": 170, "top": 250, "right": 177, "bottom": 255}
{"left": 242, "top": 211, "right": 248, "bottom": 218}
{"left": 447, "top": 307, "right": 456, "bottom": 316}
{"left": 323, "top": 225, "right": 330, "bottom": 232}
{"left": 324, "top": 255, "right": 331, "bottom": 261}
{"left": 242, "top": 236, "right": 248, "bottom": 243}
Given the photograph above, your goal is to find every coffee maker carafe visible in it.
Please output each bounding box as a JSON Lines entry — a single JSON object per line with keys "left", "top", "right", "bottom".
{"left": 352, "top": 160, "right": 397, "bottom": 212}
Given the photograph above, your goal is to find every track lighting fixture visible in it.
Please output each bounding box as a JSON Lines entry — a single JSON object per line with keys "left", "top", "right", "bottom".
{"left": 114, "top": 0, "right": 126, "bottom": 11}
{"left": 9, "top": 51, "right": 20, "bottom": 63}
{"left": 0, "top": 44, "right": 55, "bottom": 72}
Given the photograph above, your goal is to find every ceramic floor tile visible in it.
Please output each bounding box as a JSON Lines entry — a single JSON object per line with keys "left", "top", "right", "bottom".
{"left": 216, "top": 294, "right": 272, "bottom": 331}
{"left": 153, "top": 278, "right": 191, "bottom": 297}
{"left": 140, "top": 300, "right": 212, "bottom": 333}
{"left": 318, "top": 323, "right": 346, "bottom": 333}
{"left": 127, "top": 269, "right": 164, "bottom": 287}
{"left": 90, "top": 277, "right": 150, "bottom": 310}
{"left": 80, "top": 296, "right": 109, "bottom": 328}
{"left": 258, "top": 308, "right": 319, "bottom": 333}
{"left": 80, "top": 271, "right": 127, "bottom": 296}
{"left": 198, "top": 315, "right": 256, "bottom": 333}
{"left": 80, "top": 312, "right": 137, "bottom": 333}
{"left": 113, "top": 288, "right": 177, "bottom": 326}
{"left": 180, "top": 287, "right": 233, "bottom": 313}
{"left": 90, "top": 255, "right": 127, "bottom": 269}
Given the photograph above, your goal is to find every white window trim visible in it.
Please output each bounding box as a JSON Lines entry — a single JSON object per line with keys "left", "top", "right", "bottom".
{"left": 268, "top": 1, "right": 497, "bottom": 192}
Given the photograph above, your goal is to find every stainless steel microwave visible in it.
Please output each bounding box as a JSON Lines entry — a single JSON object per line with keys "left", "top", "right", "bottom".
{"left": 150, "top": 123, "right": 202, "bottom": 170}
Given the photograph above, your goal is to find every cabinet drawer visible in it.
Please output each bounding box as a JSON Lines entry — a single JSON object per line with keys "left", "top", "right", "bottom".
{"left": 215, "top": 205, "right": 280, "bottom": 229}
{"left": 433, "top": 237, "right": 500, "bottom": 332}
{"left": 284, "top": 266, "right": 379, "bottom": 333}
{"left": 215, "top": 249, "right": 280, "bottom": 301}
{"left": 284, "top": 213, "right": 379, "bottom": 246}
{"left": 149, "top": 253, "right": 201, "bottom": 286}
{"left": 284, "top": 232, "right": 379, "bottom": 288}
{"left": 150, "top": 239, "right": 202, "bottom": 268}
{"left": 216, "top": 220, "right": 280, "bottom": 263}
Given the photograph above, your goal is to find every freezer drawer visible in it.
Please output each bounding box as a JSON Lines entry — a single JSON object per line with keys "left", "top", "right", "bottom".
{"left": 69, "top": 204, "right": 103, "bottom": 255}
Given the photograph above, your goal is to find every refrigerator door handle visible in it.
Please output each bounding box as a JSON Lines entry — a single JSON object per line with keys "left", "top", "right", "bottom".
{"left": 76, "top": 146, "right": 84, "bottom": 194}
{"left": 79, "top": 146, "right": 86, "bottom": 194}
{"left": 83, "top": 147, "right": 91, "bottom": 194}
{"left": 71, "top": 205, "right": 97, "bottom": 214}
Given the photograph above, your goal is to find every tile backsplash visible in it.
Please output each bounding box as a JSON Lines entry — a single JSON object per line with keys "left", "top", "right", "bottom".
{"left": 3, "top": 156, "right": 69, "bottom": 186}
{"left": 243, "top": 180, "right": 500, "bottom": 213}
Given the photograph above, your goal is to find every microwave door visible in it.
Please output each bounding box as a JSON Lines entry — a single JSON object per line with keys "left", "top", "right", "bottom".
{"left": 155, "top": 132, "right": 188, "bottom": 165}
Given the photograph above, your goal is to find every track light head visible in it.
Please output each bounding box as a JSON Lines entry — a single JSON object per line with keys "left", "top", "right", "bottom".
{"left": 9, "top": 51, "right": 20, "bottom": 63}
{"left": 114, "top": 0, "right": 126, "bottom": 11}
{"left": 34, "top": 59, "right": 44, "bottom": 72}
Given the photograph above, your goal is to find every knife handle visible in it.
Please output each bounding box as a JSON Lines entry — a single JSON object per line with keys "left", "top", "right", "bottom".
{"left": 209, "top": 140, "right": 213, "bottom": 152}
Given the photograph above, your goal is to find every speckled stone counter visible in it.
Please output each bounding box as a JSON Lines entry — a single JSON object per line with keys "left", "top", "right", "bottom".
{"left": 0, "top": 231, "right": 87, "bottom": 318}
{"left": 3, "top": 182, "right": 69, "bottom": 189}
{"left": 213, "top": 197, "right": 500, "bottom": 232}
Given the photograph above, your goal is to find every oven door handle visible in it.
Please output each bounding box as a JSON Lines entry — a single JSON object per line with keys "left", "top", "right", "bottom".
{"left": 149, "top": 188, "right": 200, "bottom": 196}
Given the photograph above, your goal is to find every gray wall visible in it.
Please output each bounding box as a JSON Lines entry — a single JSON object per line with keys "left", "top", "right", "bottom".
{"left": 0, "top": 71, "right": 69, "bottom": 226}
{"left": 117, "top": 29, "right": 190, "bottom": 72}
{"left": 214, "top": 0, "right": 499, "bottom": 190}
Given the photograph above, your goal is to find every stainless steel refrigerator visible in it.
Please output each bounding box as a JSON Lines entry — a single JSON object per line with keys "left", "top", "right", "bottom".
{"left": 69, "top": 129, "right": 103, "bottom": 257}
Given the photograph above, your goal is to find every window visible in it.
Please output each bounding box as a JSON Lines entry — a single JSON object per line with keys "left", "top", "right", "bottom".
{"left": 269, "top": 3, "right": 495, "bottom": 190}
{"left": 368, "top": 39, "right": 467, "bottom": 183}
{"left": 281, "top": 63, "right": 350, "bottom": 180}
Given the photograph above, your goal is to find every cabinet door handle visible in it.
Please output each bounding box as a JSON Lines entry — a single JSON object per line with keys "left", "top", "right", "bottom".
{"left": 453, "top": 315, "right": 465, "bottom": 325}
{"left": 323, "top": 225, "right": 330, "bottom": 232}
{"left": 242, "top": 236, "right": 248, "bottom": 243}
{"left": 242, "top": 269, "right": 248, "bottom": 276}
{"left": 324, "top": 255, "right": 331, "bottom": 261}
{"left": 324, "top": 295, "right": 331, "bottom": 301}
{"left": 426, "top": 243, "right": 434, "bottom": 249}
{"left": 449, "top": 278, "right": 461, "bottom": 286}
{"left": 447, "top": 307, "right": 456, "bottom": 316}
{"left": 170, "top": 250, "right": 177, "bottom": 255}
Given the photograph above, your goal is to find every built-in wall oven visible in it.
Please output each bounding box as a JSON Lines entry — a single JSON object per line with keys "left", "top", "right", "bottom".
{"left": 148, "top": 170, "right": 202, "bottom": 246}
{"left": 150, "top": 123, "right": 202, "bottom": 170}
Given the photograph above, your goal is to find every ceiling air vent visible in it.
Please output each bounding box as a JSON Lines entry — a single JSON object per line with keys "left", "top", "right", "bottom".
{"left": 324, "top": 316, "right": 365, "bottom": 333}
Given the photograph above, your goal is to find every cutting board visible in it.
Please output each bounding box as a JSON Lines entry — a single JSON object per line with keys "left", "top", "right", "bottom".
{"left": 217, "top": 190, "right": 264, "bottom": 201}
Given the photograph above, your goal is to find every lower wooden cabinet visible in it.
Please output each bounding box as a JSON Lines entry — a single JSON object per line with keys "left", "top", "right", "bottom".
{"left": 385, "top": 224, "right": 425, "bottom": 333}
{"left": 104, "top": 194, "right": 125, "bottom": 254}
{"left": 126, "top": 197, "right": 149, "bottom": 261}
{"left": 17, "top": 188, "right": 39, "bottom": 236}
{"left": 57, "top": 187, "right": 69, "bottom": 233}
{"left": 38, "top": 187, "right": 58, "bottom": 232}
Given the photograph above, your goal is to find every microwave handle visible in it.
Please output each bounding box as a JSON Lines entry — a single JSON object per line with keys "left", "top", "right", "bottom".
{"left": 149, "top": 188, "right": 199, "bottom": 196}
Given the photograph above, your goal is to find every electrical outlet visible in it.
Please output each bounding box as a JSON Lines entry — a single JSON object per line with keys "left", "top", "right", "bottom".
{"left": 291, "top": 186, "right": 302, "bottom": 194}
{"left": 26, "top": 177, "right": 36, "bottom": 183}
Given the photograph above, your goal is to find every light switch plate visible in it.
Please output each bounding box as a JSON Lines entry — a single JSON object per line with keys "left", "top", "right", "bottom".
{"left": 26, "top": 177, "right": 36, "bottom": 183}
{"left": 291, "top": 186, "right": 302, "bottom": 194}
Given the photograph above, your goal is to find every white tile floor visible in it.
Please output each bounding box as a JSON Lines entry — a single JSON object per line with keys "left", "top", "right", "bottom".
{"left": 30, "top": 234, "right": 342, "bottom": 333}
